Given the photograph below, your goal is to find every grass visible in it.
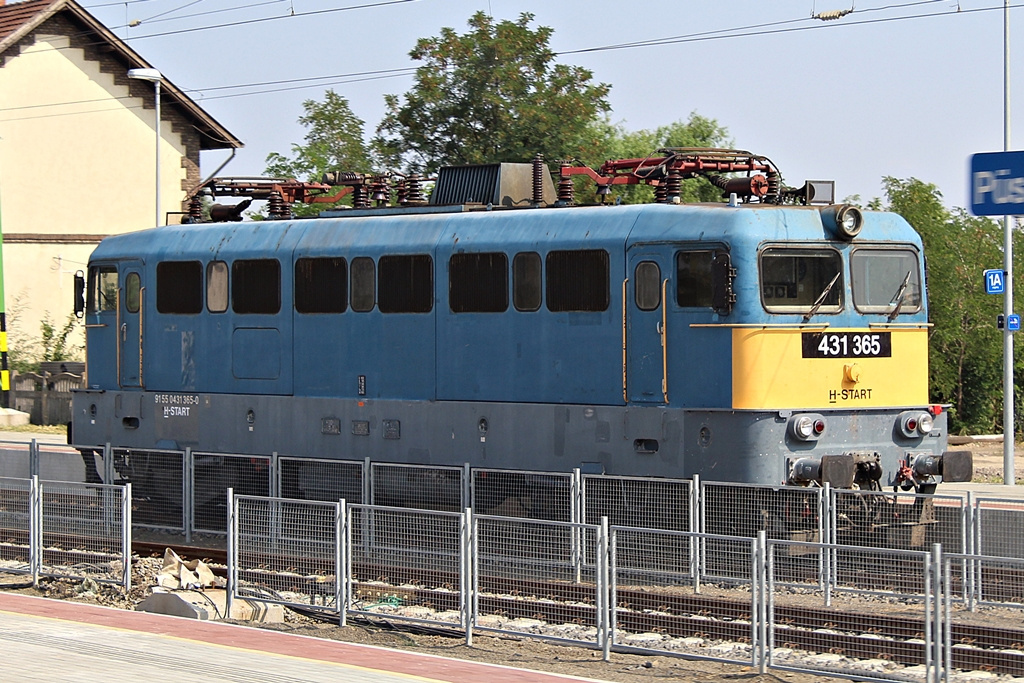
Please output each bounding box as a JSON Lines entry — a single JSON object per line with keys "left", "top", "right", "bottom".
{"left": 1, "top": 424, "right": 66, "bottom": 435}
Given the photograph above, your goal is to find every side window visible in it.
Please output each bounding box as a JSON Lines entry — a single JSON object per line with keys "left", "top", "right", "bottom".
{"left": 634, "top": 261, "right": 661, "bottom": 311}
{"left": 378, "top": 254, "right": 433, "bottom": 313}
{"left": 157, "top": 261, "right": 202, "bottom": 314}
{"left": 350, "top": 257, "right": 375, "bottom": 312}
{"left": 676, "top": 251, "right": 714, "bottom": 307}
{"left": 546, "top": 249, "right": 609, "bottom": 312}
{"left": 87, "top": 266, "right": 118, "bottom": 313}
{"left": 232, "top": 259, "right": 280, "bottom": 314}
{"left": 207, "top": 261, "right": 228, "bottom": 313}
{"left": 296, "top": 257, "right": 348, "bottom": 314}
{"left": 513, "top": 252, "right": 542, "bottom": 312}
{"left": 449, "top": 252, "right": 508, "bottom": 313}
{"left": 125, "top": 272, "right": 141, "bottom": 313}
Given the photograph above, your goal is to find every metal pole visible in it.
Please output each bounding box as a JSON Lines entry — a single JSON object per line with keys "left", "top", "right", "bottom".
{"left": 154, "top": 79, "right": 161, "bottom": 227}
{"left": 1004, "top": 0, "right": 1015, "bottom": 485}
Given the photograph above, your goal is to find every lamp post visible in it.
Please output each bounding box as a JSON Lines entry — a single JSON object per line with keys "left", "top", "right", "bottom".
{"left": 127, "top": 68, "right": 162, "bottom": 227}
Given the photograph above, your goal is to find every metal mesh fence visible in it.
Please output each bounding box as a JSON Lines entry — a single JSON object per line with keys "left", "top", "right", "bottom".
{"left": 767, "top": 540, "right": 937, "bottom": 682}
{"left": 832, "top": 489, "right": 967, "bottom": 554}
{"left": 700, "top": 482, "right": 822, "bottom": 585}
{"left": 582, "top": 474, "right": 691, "bottom": 531}
{"left": 38, "top": 480, "right": 129, "bottom": 588}
{"left": 0, "top": 439, "right": 33, "bottom": 479}
{"left": 0, "top": 477, "right": 33, "bottom": 576}
{"left": 701, "top": 482, "right": 823, "bottom": 541}
{"left": 111, "top": 448, "right": 184, "bottom": 531}
{"left": 193, "top": 452, "right": 271, "bottom": 534}
{"left": 472, "top": 469, "right": 574, "bottom": 521}
{"left": 974, "top": 497, "right": 1024, "bottom": 559}
{"left": 278, "top": 457, "right": 363, "bottom": 503}
{"left": 232, "top": 496, "right": 342, "bottom": 615}
{"left": 473, "top": 515, "right": 602, "bottom": 645}
{"left": 944, "top": 553, "right": 1024, "bottom": 677}
{"left": 347, "top": 504, "right": 465, "bottom": 629}
{"left": 370, "top": 463, "right": 465, "bottom": 512}
{"left": 611, "top": 528, "right": 755, "bottom": 665}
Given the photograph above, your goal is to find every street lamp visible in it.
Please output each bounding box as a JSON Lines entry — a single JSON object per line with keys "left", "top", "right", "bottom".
{"left": 127, "top": 68, "right": 162, "bottom": 227}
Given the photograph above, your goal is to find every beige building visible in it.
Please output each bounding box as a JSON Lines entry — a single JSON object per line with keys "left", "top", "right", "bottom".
{"left": 0, "top": 0, "right": 241, "bottom": 378}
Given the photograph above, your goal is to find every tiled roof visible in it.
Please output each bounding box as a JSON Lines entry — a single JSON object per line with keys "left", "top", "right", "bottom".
{"left": 0, "top": 0, "right": 59, "bottom": 46}
{"left": 0, "top": 0, "right": 241, "bottom": 150}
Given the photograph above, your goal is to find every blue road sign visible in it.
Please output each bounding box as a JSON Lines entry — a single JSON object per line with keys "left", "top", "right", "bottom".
{"left": 971, "top": 151, "right": 1024, "bottom": 216}
{"left": 985, "top": 269, "right": 1006, "bottom": 294}
{"left": 1009, "top": 314, "right": 1021, "bottom": 332}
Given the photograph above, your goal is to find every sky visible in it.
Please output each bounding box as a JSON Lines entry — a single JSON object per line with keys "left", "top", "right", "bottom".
{"left": 78, "top": 0, "right": 1024, "bottom": 209}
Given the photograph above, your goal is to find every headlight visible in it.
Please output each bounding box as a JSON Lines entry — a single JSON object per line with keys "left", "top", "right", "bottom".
{"left": 917, "top": 413, "right": 933, "bottom": 435}
{"left": 789, "top": 413, "right": 825, "bottom": 441}
{"left": 898, "top": 410, "right": 932, "bottom": 438}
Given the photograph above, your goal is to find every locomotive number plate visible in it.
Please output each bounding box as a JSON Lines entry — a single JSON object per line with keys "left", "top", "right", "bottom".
{"left": 801, "top": 332, "right": 892, "bottom": 358}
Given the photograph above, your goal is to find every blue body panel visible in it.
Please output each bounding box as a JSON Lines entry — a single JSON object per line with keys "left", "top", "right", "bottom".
{"left": 85, "top": 203, "right": 928, "bottom": 408}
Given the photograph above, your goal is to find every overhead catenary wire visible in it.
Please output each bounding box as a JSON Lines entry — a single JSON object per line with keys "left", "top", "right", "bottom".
{"left": 0, "top": 0, "right": 1017, "bottom": 119}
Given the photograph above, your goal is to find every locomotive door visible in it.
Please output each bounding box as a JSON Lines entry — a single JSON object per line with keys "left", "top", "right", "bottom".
{"left": 118, "top": 260, "right": 144, "bottom": 388}
{"left": 626, "top": 247, "right": 671, "bottom": 404}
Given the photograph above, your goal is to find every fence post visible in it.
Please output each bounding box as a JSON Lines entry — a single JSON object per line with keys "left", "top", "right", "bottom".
{"left": 30, "top": 474, "right": 39, "bottom": 587}
{"left": 122, "top": 482, "right": 132, "bottom": 593}
{"left": 968, "top": 493, "right": 978, "bottom": 611}
{"left": 924, "top": 545, "right": 935, "bottom": 682}
{"left": 695, "top": 475, "right": 706, "bottom": 584}
{"left": 943, "top": 550, "right": 952, "bottom": 683}
{"left": 363, "top": 457, "right": 372, "bottom": 506}
{"left": 184, "top": 447, "right": 194, "bottom": 543}
{"left": 225, "top": 487, "right": 235, "bottom": 620}
{"left": 463, "top": 507, "right": 474, "bottom": 647}
{"left": 336, "top": 498, "right": 346, "bottom": 627}
{"left": 462, "top": 463, "right": 471, "bottom": 512}
{"left": 29, "top": 439, "right": 38, "bottom": 479}
{"left": 572, "top": 468, "right": 582, "bottom": 583}
{"left": 756, "top": 530, "right": 767, "bottom": 674}
{"left": 931, "top": 543, "right": 943, "bottom": 683}
{"left": 820, "top": 483, "right": 830, "bottom": 594}
{"left": 103, "top": 443, "right": 113, "bottom": 486}
{"left": 599, "top": 516, "right": 610, "bottom": 662}
{"left": 270, "top": 451, "right": 280, "bottom": 499}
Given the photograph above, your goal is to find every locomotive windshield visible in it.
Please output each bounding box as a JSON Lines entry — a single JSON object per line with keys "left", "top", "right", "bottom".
{"left": 849, "top": 247, "right": 922, "bottom": 314}
{"left": 759, "top": 248, "right": 842, "bottom": 313}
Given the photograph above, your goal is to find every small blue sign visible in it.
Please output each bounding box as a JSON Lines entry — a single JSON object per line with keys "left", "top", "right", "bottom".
{"left": 970, "top": 151, "right": 1024, "bottom": 216}
{"left": 985, "top": 269, "right": 1006, "bottom": 294}
{"left": 1009, "top": 314, "right": 1021, "bottom": 332}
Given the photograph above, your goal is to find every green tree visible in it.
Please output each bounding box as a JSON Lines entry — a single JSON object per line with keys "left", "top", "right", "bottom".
{"left": 577, "top": 113, "right": 732, "bottom": 204}
{"left": 876, "top": 177, "right": 1008, "bottom": 434}
{"left": 375, "top": 12, "right": 611, "bottom": 172}
{"left": 264, "top": 90, "right": 372, "bottom": 216}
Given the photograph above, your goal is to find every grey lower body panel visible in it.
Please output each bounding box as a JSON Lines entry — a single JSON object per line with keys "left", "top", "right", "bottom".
{"left": 71, "top": 390, "right": 951, "bottom": 488}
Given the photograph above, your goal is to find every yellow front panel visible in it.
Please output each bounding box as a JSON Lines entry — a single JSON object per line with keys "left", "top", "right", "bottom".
{"left": 731, "top": 328, "right": 929, "bottom": 409}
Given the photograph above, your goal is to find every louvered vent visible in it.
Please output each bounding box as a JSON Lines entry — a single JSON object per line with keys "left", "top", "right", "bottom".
{"left": 431, "top": 163, "right": 555, "bottom": 207}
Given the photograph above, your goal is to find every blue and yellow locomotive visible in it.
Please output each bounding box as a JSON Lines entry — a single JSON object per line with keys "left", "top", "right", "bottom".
{"left": 70, "top": 149, "right": 971, "bottom": 503}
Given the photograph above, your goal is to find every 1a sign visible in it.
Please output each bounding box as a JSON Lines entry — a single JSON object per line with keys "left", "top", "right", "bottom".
{"left": 985, "top": 268, "right": 1006, "bottom": 294}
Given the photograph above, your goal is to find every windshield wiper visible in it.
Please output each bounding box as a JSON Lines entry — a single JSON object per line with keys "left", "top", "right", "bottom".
{"left": 803, "top": 271, "right": 841, "bottom": 323}
{"left": 887, "top": 271, "right": 912, "bottom": 322}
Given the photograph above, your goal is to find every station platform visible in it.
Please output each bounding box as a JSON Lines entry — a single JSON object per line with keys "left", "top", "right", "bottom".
{"left": 0, "top": 593, "right": 612, "bottom": 683}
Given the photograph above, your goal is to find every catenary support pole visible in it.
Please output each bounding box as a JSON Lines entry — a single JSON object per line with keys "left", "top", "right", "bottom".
{"left": 1004, "top": 0, "right": 1015, "bottom": 485}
